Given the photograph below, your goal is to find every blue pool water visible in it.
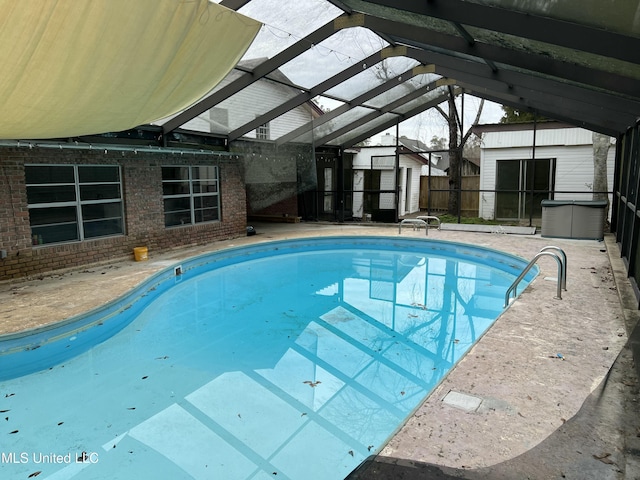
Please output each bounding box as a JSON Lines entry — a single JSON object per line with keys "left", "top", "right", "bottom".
{"left": 0, "top": 237, "right": 536, "bottom": 480}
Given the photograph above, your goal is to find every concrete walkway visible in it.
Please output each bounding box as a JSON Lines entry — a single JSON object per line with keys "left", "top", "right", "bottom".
{"left": 1, "top": 222, "right": 639, "bottom": 479}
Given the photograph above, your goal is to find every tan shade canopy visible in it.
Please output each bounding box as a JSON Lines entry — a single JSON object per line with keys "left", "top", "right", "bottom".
{"left": 0, "top": 0, "right": 261, "bottom": 139}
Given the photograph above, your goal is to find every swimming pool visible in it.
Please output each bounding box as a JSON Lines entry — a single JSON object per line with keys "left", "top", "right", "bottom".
{"left": 0, "top": 236, "right": 536, "bottom": 479}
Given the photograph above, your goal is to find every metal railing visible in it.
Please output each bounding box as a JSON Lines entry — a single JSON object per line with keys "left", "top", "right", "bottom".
{"left": 416, "top": 215, "right": 441, "bottom": 230}
{"left": 504, "top": 247, "right": 567, "bottom": 308}
{"left": 398, "top": 216, "right": 441, "bottom": 236}
{"left": 539, "top": 246, "right": 567, "bottom": 290}
{"left": 399, "top": 218, "right": 428, "bottom": 236}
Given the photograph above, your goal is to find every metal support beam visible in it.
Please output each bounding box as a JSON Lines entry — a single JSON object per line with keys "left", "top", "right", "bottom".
{"left": 163, "top": 8, "right": 639, "bottom": 142}
{"left": 464, "top": 89, "right": 621, "bottom": 138}
{"left": 219, "top": 0, "right": 251, "bottom": 10}
{"left": 452, "top": 22, "right": 498, "bottom": 72}
{"left": 341, "top": 90, "right": 454, "bottom": 149}
{"left": 162, "top": 14, "right": 352, "bottom": 134}
{"left": 314, "top": 81, "right": 442, "bottom": 146}
{"left": 325, "top": 0, "right": 353, "bottom": 14}
{"left": 228, "top": 47, "right": 408, "bottom": 142}
{"left": 455, "top": 81, "right": 631, "bottom": 134}
{"left": 399, "top": 47, "right": 640, "bottom": 129}
{"left": 360, "top": 14, "right": 640, "bottom": 102}
{"left": 275, "top": 63, "right": 436, "bottom": 146}
{"left": 354, "top": 0, "right": 640, "bottom": 65}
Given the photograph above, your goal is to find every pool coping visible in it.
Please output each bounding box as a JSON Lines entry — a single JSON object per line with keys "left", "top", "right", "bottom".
{"left": 0, "top": 234, "right": 538, "bottom": 380}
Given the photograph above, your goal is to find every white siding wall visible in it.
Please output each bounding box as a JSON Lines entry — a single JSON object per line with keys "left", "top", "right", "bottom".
{"left": 352, "top": 146, "right": 394, "bottom": 167}
{"left": 272, "top": 108, "right": 314, "bottom": 140}
{"left": 175, "top": 74, "right": 313, "bottom": 139}
{"left": 399, "top": 157, "right": 421, "bottom": 214}
{"left": 479, "top": 145, "right": 498, "bottom": 219}
{"left": 481, "top": 128, "right": 594, "bottom": 149}
{"left": 180, "top": 116, "right": 213, "bottom": 133}
{"left": 218, "top": 81, "right": 312, "bottom": 139}
{"left": 479, "top": 128, "right": 615, "bottom": 220}
{"left": 353, "top": 170, "right": 364, "bottom": 218}
{"left": 351, "top": 147, "right": 424, "bottom": 215}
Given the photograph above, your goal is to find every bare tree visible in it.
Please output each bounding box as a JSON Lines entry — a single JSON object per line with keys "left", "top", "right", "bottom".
{"left": 434, "top": 93, "right": 484, "bottom": 215}
{"left": 369, "top": 56, "right": 486, "bottom": 216}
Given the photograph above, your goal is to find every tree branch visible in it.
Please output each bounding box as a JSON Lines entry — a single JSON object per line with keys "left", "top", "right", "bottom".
{"left": 434, "top": 105, "right": 448, "bottom": 122}
{"left": 461, "top": 98, "right": 485, "bottom": 147}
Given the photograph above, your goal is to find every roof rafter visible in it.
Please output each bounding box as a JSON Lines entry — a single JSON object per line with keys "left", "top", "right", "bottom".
{"left": 158, "top": 2, "right": 639, "bottom": 145}
{"left": 161, "top": 13, "right": 358, "bottom": 134}
{"left": 218, "top": 0, "right": 251, "bottom": 10}
{"left": 311, "top": 59, "right": 625, "bottom": 146}
{"left": 325, "top": 0, "right": 354, "bottom": 13}
{"left": 398, "top": 48, "right": 638, "bottom": 131}
{"left": 464, "top": 89, "right": 621, "bottom": 138}
{"left": 354, "top": 0, "right": 640, "bottom": 64}
{"left": 456, "top": 81, "right": 629, "bottom": 134}
{"left": 340, "top": 90, "right": 454, "bottom": 149}
{"left": 228, "top": 47, "right": 410, "bottom": 142}
{"left": 313, "top": 81, "right": 441, "bottom": 145}
{"left": 451, "top": 22, "right": 498, "bottom": 73}
{"left": 275, "top": 63, "right": 436, "bottom": 145}
{"left": 359, "top": 14, "right": 640, "bottom": 101}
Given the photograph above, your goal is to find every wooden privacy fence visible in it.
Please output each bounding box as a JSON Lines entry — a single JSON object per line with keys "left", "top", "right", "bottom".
{"left": 419, "top": 175, "right": 480, "bottom": 216}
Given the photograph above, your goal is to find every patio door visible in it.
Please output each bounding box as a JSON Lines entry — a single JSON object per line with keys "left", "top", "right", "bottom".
{"left": 403, "top": 167, "right": 412, "bottom": 215}
{"left": 314, "top": 152, "right": 353, "bottom": 221}
{"left": 495, "top": 158, "right": 555, "bottom": 220}
{"left": 363, "top": 169, "right": 381, "bottom": 214}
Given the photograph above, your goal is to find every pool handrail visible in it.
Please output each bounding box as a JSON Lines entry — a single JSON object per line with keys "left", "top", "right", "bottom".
{"left": 504, "top": 247, "right": 566, "bottom": 308}
{"left": 399, "top": 218, "right": 428, "bottom": 236}
{"left": 398, "top": 216, "right": 441, "bottom": 236}
{"left": 539, "top": 246, "right": 567, "bottom": 290}
{"left": 416, "top": 215, "right": 441, "bottom": 230}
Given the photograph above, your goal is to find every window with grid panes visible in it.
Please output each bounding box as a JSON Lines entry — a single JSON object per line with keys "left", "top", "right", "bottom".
{"left": 162, "top": 165, "right": 220, "bottom": 227}
{"left": 25, "top": 165, "right": 124, "bottom": 245}
{"left": 255, "top": 122, "right": 270, "bottom": 140}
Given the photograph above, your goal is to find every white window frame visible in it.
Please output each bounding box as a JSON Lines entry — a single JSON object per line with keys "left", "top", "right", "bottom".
{"left": 256, "top": 122, "right": 270, "bottom": 140}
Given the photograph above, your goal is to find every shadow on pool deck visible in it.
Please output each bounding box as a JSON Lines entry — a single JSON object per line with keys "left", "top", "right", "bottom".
{"left": 347, "top": 334, "right": 640, "bottom": 480}
{"left": 1, "top": 221, "right": 639, "bottom": 479}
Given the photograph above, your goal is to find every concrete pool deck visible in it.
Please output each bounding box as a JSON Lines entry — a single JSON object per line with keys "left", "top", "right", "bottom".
{"left": 1, "top": 221, "right": 639, "bottom": 479}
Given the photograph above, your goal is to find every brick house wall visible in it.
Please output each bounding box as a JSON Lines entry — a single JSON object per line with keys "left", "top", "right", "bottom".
{"left": 0, "top": 146, "right": 246, "bottom": 280}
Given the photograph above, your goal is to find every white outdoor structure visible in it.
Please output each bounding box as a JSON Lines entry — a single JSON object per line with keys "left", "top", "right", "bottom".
{"left": 477, "top": 123, "right": 615, "bottom": 221}
{"left": 351, "top": 134, "right": 432, "bottom": 218}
